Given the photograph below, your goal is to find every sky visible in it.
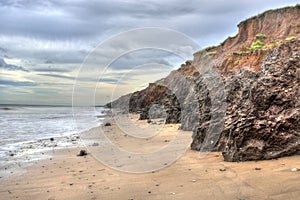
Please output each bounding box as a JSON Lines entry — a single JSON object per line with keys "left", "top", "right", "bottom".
{"left": 0, "top": 0, "right": 298, "bottom": 106}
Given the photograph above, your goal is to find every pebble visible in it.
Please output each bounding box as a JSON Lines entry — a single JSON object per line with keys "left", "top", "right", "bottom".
{"left": 92, "top": 143, "right": 99, "bottom": 146}
{"left": 291, "top": 168, "right": 298, "bottom": 172}
{"left": 77, "top": 150, "right": 88, "bottom": 156}
{"left": 255, "top": 168, "right": 261, "bottom": 170}
{"left": 104, "top": 122, "right": 111, "bottom": 126}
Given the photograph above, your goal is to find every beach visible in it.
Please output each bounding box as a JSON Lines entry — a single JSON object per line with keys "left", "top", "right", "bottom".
{"left": 1, "top": 3, "right": 299, "bottom": 200}
{"left": 0, "top": 116, "right": 299, "bottom": 200}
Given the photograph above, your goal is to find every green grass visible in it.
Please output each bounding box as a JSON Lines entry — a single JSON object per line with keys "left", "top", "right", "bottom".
{"left": 249, "top": 40, "right": 265, "bottom": 51}
{"left": 205, "top": 51, "right": 217, "bottom": 56}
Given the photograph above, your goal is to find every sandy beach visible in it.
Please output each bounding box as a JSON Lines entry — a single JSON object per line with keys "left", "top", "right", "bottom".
{"left": 0, "top": 116, "right": 299, "bottom": 200}
{"left": 1, "top": 2, "right": 300, "bottom": 200}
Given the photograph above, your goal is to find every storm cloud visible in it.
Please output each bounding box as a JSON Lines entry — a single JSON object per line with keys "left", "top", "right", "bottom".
{"left": 0, "top": 0, "right": 298, "bottom": 64}
{"left": 0, "top": 0, "right": 298, "bottom": 105}
{"left": 0, "top": 0, "right": 297, "bottom": 41}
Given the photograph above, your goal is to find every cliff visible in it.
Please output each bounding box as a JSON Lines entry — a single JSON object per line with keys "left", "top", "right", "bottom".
{"left": 194, "top": 5, "right": 300, "bottom": 72}
{"left": 193, "top": 39, "right": 300, "bottom": 161}
{"left": 106, "top": 5, "right": 300, "bottom": 161}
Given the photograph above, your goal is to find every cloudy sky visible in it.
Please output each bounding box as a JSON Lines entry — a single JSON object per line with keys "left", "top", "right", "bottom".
{"left": 0, "top": 0, "right": 298, "bottom": 106}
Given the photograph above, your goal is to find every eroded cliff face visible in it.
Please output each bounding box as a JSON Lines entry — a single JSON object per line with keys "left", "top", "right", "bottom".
{"left": 192, "top": 39, "right": 300, "bottom": 161}
{"left": 194, "top": 5, "right": 300, "bottom": 73}
{"left": 221, "top": 40, "right": 300, "bottom": 161}
{"left": 106, "top": 5, "right": 300, "bottom": 161}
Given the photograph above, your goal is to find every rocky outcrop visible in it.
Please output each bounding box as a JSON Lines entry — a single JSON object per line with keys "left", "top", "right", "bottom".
{"left": 137, "top": 85, "right": 181, "bottom": 124}
{"left": 107, "top": 61, "right": 198, "bottom": 126}
{"left": 192, "top": 39, "right": 300, "bottom": 161}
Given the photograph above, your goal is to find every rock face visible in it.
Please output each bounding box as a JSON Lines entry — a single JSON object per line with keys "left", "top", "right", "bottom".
{"left": 106, "top": 5, "right": 300, "bottom": 161}
{"left": 107, "top": 61, "right": 198, "bottom": 127}
{"left": 192, "top": 40, "right": 300, "bottom": 161}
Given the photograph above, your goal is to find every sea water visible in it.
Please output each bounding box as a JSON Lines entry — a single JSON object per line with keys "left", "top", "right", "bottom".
{"left": 0, "top": 106, "right": 107, "bottom": 163}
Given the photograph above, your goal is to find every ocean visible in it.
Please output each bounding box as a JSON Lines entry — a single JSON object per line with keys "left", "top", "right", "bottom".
{"left": 0, "top": 105, "right": 107, "bottom": 170}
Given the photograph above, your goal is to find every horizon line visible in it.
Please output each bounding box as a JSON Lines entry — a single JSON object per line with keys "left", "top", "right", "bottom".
{"left": 0, "top": 103, "right": 105, "bottom": 107}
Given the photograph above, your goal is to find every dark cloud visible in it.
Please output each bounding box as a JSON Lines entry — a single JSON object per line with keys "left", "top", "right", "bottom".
{"left": 62, "top": 0, "right": 197, "bottom": 20}
{"left": 33, "top": 67, "right": 72, "bottom": 73}
{"left": 0, "top": 3, "right": 96, "bottom": 40}
{"left": 37, "top": 73, "right": 74, "bottom": 80}
{"left": 97, "top": 78, "right": 120, "bottom": 84}
{"left": 0, "top": 0, "right": 297, "bottom": 43}
{"left": 37, "top": 73, "right": 120, "bottom": 84}
{"left": 0, "top": 58, "right": 29, "bottom": 72}
{"left": 0, "top": 0, "right": 298, "bottom": 65}
{"left": 0, "top": 0, "right": 298, "bottom": 105}
{"left": 0, "top": 79, "right": 36, "bottom": 86}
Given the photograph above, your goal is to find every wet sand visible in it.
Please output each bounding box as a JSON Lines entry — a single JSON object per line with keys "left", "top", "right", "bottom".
{"left": 0, "top": 116, "right": 299, "bottom": 200}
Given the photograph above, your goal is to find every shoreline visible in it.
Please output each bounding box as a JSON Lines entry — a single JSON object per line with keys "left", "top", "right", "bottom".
{"left": 0, "top": 106, "right": 108, "bottom": 181}
{"left": 0, "top": 116, "right": 299, "bottom": 199}
{"left": 0, "top": 133, "right": 83, "bottom": 181}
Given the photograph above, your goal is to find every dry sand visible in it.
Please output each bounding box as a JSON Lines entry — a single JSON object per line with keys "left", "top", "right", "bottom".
{"left": 0, "top": 115, "right": 299, "bottom": 200}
